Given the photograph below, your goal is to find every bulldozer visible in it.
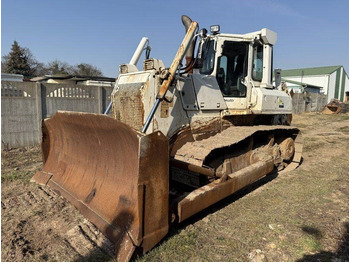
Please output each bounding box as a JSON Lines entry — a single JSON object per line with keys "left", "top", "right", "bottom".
{"left": 32, "top": 16, "right": 302, "bottom": 261}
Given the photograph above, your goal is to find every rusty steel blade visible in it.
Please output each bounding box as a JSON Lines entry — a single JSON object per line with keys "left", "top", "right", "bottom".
{"left": 31, "top": 111, "right": 169, "bottom": 261}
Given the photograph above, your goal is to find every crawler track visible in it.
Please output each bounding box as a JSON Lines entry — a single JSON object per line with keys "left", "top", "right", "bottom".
{"left": 174, "top": 125, "right": 302, "bottom": 174}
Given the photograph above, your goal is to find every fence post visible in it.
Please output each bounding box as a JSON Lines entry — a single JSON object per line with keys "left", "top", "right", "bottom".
{"left": 97, "top": 86, "right": 103, "bottom": 114}
{"left": 102, "top": 87, "right": 107, "bottom": 114}
{"left": 297, "top": 93, "right": 300, "bottom": 114}
{"left": 35, "top": 83, "right": 43, "bottom": 143}
{"left": 40, "top": 83, "right": 47, "bottom": 119}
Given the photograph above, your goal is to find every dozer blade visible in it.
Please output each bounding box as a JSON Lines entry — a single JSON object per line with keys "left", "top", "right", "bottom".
{"left": 31, "top": 111, "right": 169, "bottom": 261}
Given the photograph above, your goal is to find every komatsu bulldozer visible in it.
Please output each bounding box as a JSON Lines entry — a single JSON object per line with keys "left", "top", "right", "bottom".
{"left": 32, "top": 16, "right": 302, "bottom": 261}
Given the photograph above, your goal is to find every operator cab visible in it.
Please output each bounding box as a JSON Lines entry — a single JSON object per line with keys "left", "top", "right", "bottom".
{"left": 195, "top": 27, "right": 276, "bottom": 110}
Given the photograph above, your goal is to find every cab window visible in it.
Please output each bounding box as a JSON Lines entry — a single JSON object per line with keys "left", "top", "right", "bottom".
{"left": 252, "top": 43, "right": 263, "bottom": 81}
{"left": 200, "top": 40, "right": 215, "bottom": 75}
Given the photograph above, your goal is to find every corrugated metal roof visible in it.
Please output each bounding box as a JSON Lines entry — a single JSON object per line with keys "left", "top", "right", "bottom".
{"left": 281, "top": 65, "right": 342, "bottom": 77}
{"left": 1, "top": 73, "right": 24, "bottom": 82}
{"left": 31, "top": 74, "right": 115, "bottom": 82}
{"left": 282, "top": 78, "right": 323, "bottom": 89}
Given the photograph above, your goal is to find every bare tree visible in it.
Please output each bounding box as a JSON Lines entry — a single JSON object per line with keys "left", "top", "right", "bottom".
{"left": 72, "top": 63, "right": 103, "bottom": 77}
{"left": 45, "top": 60, "right": 73, "bottom": 75}
{"left": 1, "top": 55, "right": 9, "bottom": 73}
{"left": 22, "top": 47, "right": 46, "bottom": 76}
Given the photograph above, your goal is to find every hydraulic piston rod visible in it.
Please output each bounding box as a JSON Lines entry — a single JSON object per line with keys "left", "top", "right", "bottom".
{"left": 142, "top": 21, "right": 198, "bottom": 133}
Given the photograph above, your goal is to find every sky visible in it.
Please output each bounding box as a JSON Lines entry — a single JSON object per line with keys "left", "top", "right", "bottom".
{"left": 2, "top": 0, "right": 349, "bottom": 77}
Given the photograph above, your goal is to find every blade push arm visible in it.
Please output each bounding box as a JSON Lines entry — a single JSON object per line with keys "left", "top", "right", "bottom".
{"left": 142, "top": 21, "right": 198, "bottom": 133}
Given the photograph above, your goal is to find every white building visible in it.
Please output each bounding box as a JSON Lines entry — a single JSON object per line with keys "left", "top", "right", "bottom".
{"left": 282, "top": 65, "right": 349, "bottom": 102}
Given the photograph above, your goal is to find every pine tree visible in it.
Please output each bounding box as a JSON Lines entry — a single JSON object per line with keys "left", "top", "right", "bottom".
{"left": 5, "top": 41, "right": 32, "bottom": 76}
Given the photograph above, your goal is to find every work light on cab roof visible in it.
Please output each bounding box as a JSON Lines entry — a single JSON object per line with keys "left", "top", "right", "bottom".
{"left": 210, "top": 24, "right": 220, "bottom": 34}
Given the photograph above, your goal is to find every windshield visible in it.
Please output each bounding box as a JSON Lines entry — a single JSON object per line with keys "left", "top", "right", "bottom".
{"left": 216, "top": 41, "right": 248, "bottom": 97}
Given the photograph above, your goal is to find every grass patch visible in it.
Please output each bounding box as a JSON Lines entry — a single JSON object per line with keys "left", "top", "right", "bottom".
{"left": 1, "top": 170, "right": 32, "bottom": 183}
{"left": 303, "top": 141, "right": 326, "bottom": 151}
{"left": 75, "top": 251, "right": 113, "bottom": 262}
{"left": 295, "top": 123, "right": 308, "bottom": 128}
{"left": 300, "top": 236, "right": 322, "bottom": 253}
{"left": 1, "top": 146, "right": 42, "bottom": 183}
{"left": 337, "top": 126, "right": 349, "bottom": 133}
{"left": 317, "top": 113, "right": 349, "bottom": 122}
{"left": 137, "top": 228, "right": 200, "bottom": 262}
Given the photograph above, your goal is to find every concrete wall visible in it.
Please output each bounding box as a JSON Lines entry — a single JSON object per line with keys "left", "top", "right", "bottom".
{"left": 43, "top": 83, "right": 101, "bottom": 118}
{"left": 1, "top": 81, "right": 42, "bottom": 148}
{"left": 1, "top": 81, "right": 113, "bottom": 148}
{"left": 292, "top": 92, "right": 327, "bottom": 114}
{"left": 1, "top": 80, "right": 328, "bottom": 148}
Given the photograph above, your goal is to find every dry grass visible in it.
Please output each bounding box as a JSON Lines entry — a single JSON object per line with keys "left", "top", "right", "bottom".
{"left": 138, "top": 113, "right": 349, "bottom": 262}
{"left": 1, "top": 113, "right": 349, "bottom": 261}
{"left": 1, "top": 146, "right": 42, "bottom": 183}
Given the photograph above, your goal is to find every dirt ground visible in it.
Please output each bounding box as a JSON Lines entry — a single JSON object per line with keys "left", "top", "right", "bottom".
{"left": 1, "top": 113, "right": 349, "bottom": 261}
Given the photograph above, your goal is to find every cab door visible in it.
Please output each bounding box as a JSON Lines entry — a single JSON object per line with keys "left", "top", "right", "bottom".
{"left": 214, "top": 40, "right": 251, "bottom": 110}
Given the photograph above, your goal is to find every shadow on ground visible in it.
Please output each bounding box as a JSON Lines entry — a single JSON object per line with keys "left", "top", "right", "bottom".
{"left": 297, "top": 222, "right": 349, "bottom": 262}
{"left": 71, "top": 172, "right": 349, "bottom": 262}
{"left": 73, "top": 171, "right": 280, "bottom": 261}
{"left": 74, "top": 210, "right": 136, "bottom": 262}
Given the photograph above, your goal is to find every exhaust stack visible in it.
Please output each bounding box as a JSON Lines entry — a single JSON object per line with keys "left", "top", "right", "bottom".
{"left": 181, "top": 15, "right": 197, "bottom": 69}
